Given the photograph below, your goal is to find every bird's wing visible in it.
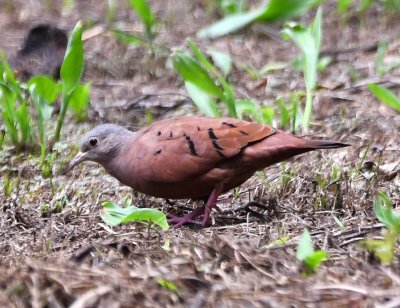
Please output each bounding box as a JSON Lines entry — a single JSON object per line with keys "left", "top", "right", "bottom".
{"left": 131, "top": 116, "right": 275, "bottom": 183}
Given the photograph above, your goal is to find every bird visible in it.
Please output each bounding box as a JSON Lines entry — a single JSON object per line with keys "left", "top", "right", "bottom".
{"left": 68, "top": 116, "right": 349, "bottom": 227}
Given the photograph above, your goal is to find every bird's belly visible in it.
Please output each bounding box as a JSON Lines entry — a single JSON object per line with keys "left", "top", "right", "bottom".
{"left": 133, "top": 168, "right": 255, "bottom": 200}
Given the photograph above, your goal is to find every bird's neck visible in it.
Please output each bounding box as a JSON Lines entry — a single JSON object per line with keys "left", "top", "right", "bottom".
{"left": 102, "top": 131, "right": 140, "bottom": 189}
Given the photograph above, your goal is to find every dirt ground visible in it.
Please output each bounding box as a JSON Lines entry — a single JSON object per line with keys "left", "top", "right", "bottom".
{"left": 1, "top": 0, "right": 400, "bottom": 307}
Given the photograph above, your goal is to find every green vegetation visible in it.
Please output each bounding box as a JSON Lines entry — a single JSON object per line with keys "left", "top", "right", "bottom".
{"left": 0, "top": 21, "right": 88, "bottom": 176}
{"left": 368, "top": 84, "right": 400, "bottom": 112}
{"left": 112, "top": 0, "right": 157, "bottom": 48}
{"left": 101, "top": 200, "right": 169, "bottom": 231}
{"left": 359, "top": 192, "right": 400, "bottom": 264}
{"left": 296, "top": 229, "right": 329, "bottom": 275}
{"left": 198, "top": 0, "right": 315, "bottom": 39}
{"left": 282, "top": 8, "right": 322, "bottom": 130}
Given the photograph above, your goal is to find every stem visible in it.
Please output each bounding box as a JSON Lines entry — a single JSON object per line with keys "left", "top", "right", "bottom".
{"left": 302, "top": 89, "right": 313, "bottom": 131}
{"left": 54, "top": 94, "right": 69, "bottom": 144}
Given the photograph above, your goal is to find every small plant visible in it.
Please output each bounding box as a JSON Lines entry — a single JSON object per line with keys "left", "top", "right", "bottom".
{"left": 216, "top": 0, "right": 246, "bottom": 16}
{"left": 282, "top": 8, "right": 322, "bottom": 131}
{"left": 0, "top": 21, "right": 88, "bottom": 173}
{"left": 100, "top": 201, "right": 169, "bottom": 231}
{"left": 172, "top": 40, "right": 273, "bottom": 123}
{"left": 156, "top": 278, "right": 179, "bottom": 295}
{"left": 198, "top": 0, "right": 316, "bottom": 39}
{"left": 112, "top": 0, "right": 156, "bottom": 47}
{"left": 359, "top": 192, "right": 400, "bottom": 264}
{"left": 368, "top": 83, "right": 400, "bottom": 112}
{"left": 296, "top": 229, "right": 329, "bottom": 276}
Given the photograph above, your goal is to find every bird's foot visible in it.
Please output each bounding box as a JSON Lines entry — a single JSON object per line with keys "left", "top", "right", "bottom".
{"left": 167, "top": 205, "right": 206, "bottom": 228}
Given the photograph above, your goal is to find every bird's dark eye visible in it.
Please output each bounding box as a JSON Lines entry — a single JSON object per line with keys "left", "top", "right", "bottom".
{"left": 89, "top": 137, "right": 98, "bottom": 147}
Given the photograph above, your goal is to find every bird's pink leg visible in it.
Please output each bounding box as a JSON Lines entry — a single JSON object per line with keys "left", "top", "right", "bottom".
{"left": 201, "top": 184, "right": 224, "bottom": 227}
{"left": 167, "top": 205, "right": 206, "bottom": 228}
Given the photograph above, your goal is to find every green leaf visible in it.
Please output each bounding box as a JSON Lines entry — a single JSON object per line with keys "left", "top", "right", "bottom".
{"left": 235, "top": 99, "right": 263, "bottom": 122}
{"left": 157, "top": 278, "right": 179, "bottom": 294}
{"left": 69, "top": 83, "right": 90, "bottom": 121}
{"left": 282, "top": 8, "right": 322, "bottom": 130}
{"left": 185, "top": 82, "right": 220, "bottom": 117}
{"left": 198, "top": 7, "right": 265, "bottom": 39}
{"left": 304, "top": 250, "right": 329, "bottom": 272}
{"left": 208, "top": 50, "right": 233, "bottom": 76}
{"left": 368, "top": 83, "right": 400, "bottom": 112}
{"left": 29, "top": 86, "right": 53, "bottom": 150}
{"left": 259, "top": 0, "right": 316, "bottom": 21}
{"left": 359, "top": 230, "right": 396, "bottom": 265}
{"left": 259, "top": 61, "right": 288, "bottom": 75}
{"left": 296, "top": 229, "right": 314, "bottom": 261}
{"left": 337, "top": 0, "right": 353, "bottom": 13}
{"left": 0, "top": 82, "right": 18, "bottom": 145}
{"left": 61, "top": 21, "right": 84, "bottom": 96}
{"left": 198, "top": 0, "right": 315, "bottom": 39}
{"left": 28, "top": 76, "right": 61, "bottom": 104}
{"left": 374, "top": 192, "right": 400, "bottom": 232}
{"left": 128, "top": 0, "right": 155, "bottom": 30}
{"left": 261, "top": 107, "right": 274, "bottom": 125}
{"left": 112, "top": 29, "right": 144, "bottom": 46}
{"left": 100, "top": 201, "right": 169, "bottom": 231}
{"left": 15, "top": 104, "right": 32, "bottom": 145}
{"left": 172, "top": 51, "right": 224, "bottom": 99}
{"left": 275, "top": 97, "right": 290, "bottom": 128}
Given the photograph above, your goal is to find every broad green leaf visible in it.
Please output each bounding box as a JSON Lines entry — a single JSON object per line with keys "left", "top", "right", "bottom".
{"left": 374, "top": 192, "right": 400, "bottom": 232}
{"left": 208, "top": 50, "right": 233, "bottom": 76}
{"left": 69, "top": 83, "right": 90, "bottom": 121}
{"left": 28, "top": 76, "right": 61, "bottom": 104}
{"left": 259, "top": 61, "right": 288, "bottom": 75}
{"left": 185, "top": 82, "right": 220, "bottom": 117}
{"left": 198, "top": 7, "right": 265, "bottom": 39}
{"left": 282, "top": 8, "right": 322, "bottom": 130}
{"left": 128, "top": 0, "right": 155, "bottom": 31}
{"left": 296, "top": 229, "right": 314, "bottom": 261}
{"left": 101, "top": 201, "right": 169, "bottom": 231}
{"left": 368, "top": 83, "right": 400, "bottom": 112}
{"left": 61, "top": 21, "right": 84, "bottom": 96}
{"left": 198, "top": 0, "right": 315, "bottom": 39}
{"left": 29, "top": 86, "right": 53, "bottom": 147}
{"left": 172, "top": 51, "right": 224, "bottom": 99}
{"left": 275, "top": 97, "right": 290, "bottom": 128}
{"left": 304, "top": 250, "right": 328, "bottom": 272}
{"left": 15, "top": 104, "right": 32, "bottom": 145}
{"left": 112, "top": 29, "right": 144, "bottom": 46}
{"left": 337, "top": 0, "right": 353, "bottom": 13}
{"left": 235, "top": 99, "right": 263, "bottom": 122}
{"left": 261, "top": 107, "right": 274, "bottom": 125}
{"left": 259, "top": 0, "right": 315, "bottom": 21}
{"left": 0, "top": 82, "right": 18, "bottom": 144}
{"left": 360, "top": 230, "right": 396, "bottom": 265}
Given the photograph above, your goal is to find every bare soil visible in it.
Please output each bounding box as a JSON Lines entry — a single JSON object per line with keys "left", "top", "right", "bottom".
{"left": 0, "top": 1, "right": 399, "bottom": 307}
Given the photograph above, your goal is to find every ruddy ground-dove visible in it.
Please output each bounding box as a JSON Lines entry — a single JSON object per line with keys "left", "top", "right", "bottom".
{"left": 68, "top": 116, "right": 349, "bottom": 227}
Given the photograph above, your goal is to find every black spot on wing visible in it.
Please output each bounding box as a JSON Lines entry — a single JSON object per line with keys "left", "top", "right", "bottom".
{"left": 239, "top": 130, "right": 249, "bottom": 135}
{"left": 216, "top": 150, "right": 226, "bottom": 158}
{"left": 212, "top": 140, "right": 223, "bottom": 150}
{"left": 157, "top": 131, "right": 161, "bottom": 136}
{"left": 154, "top": 149, "right": 162, "bottom": 155}
{"left": 186, "top": 136, "right": 198, "bottom": 156}
{"left": 169, "top": 131, "right": 173, "bottom": 138}
{"left": 222, "top": 122, "right": 237, "bottom": 128}
{"left": 208, "top": 128, "right": 218, "bottom": 140}
{"left": 197, "top": 126, "right": 201, "bottom": 131}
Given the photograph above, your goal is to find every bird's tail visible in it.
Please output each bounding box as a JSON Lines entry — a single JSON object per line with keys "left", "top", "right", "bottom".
{"left": 242, "top": 130, "right": 350, "bottom": 169}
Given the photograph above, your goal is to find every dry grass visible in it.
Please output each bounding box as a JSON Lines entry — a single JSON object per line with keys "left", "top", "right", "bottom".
{"left": 0, "top": 0, "right": 399, "bottom": 307}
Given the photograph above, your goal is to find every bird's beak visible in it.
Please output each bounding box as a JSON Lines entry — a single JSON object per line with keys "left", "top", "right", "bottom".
{"left": 67, "top": 151, "right": 88, "bottom": 173}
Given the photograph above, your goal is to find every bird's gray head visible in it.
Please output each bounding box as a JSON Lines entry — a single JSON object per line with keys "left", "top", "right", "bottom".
{"left": 68, "top": 124, "right": 133, "bottom": 172}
